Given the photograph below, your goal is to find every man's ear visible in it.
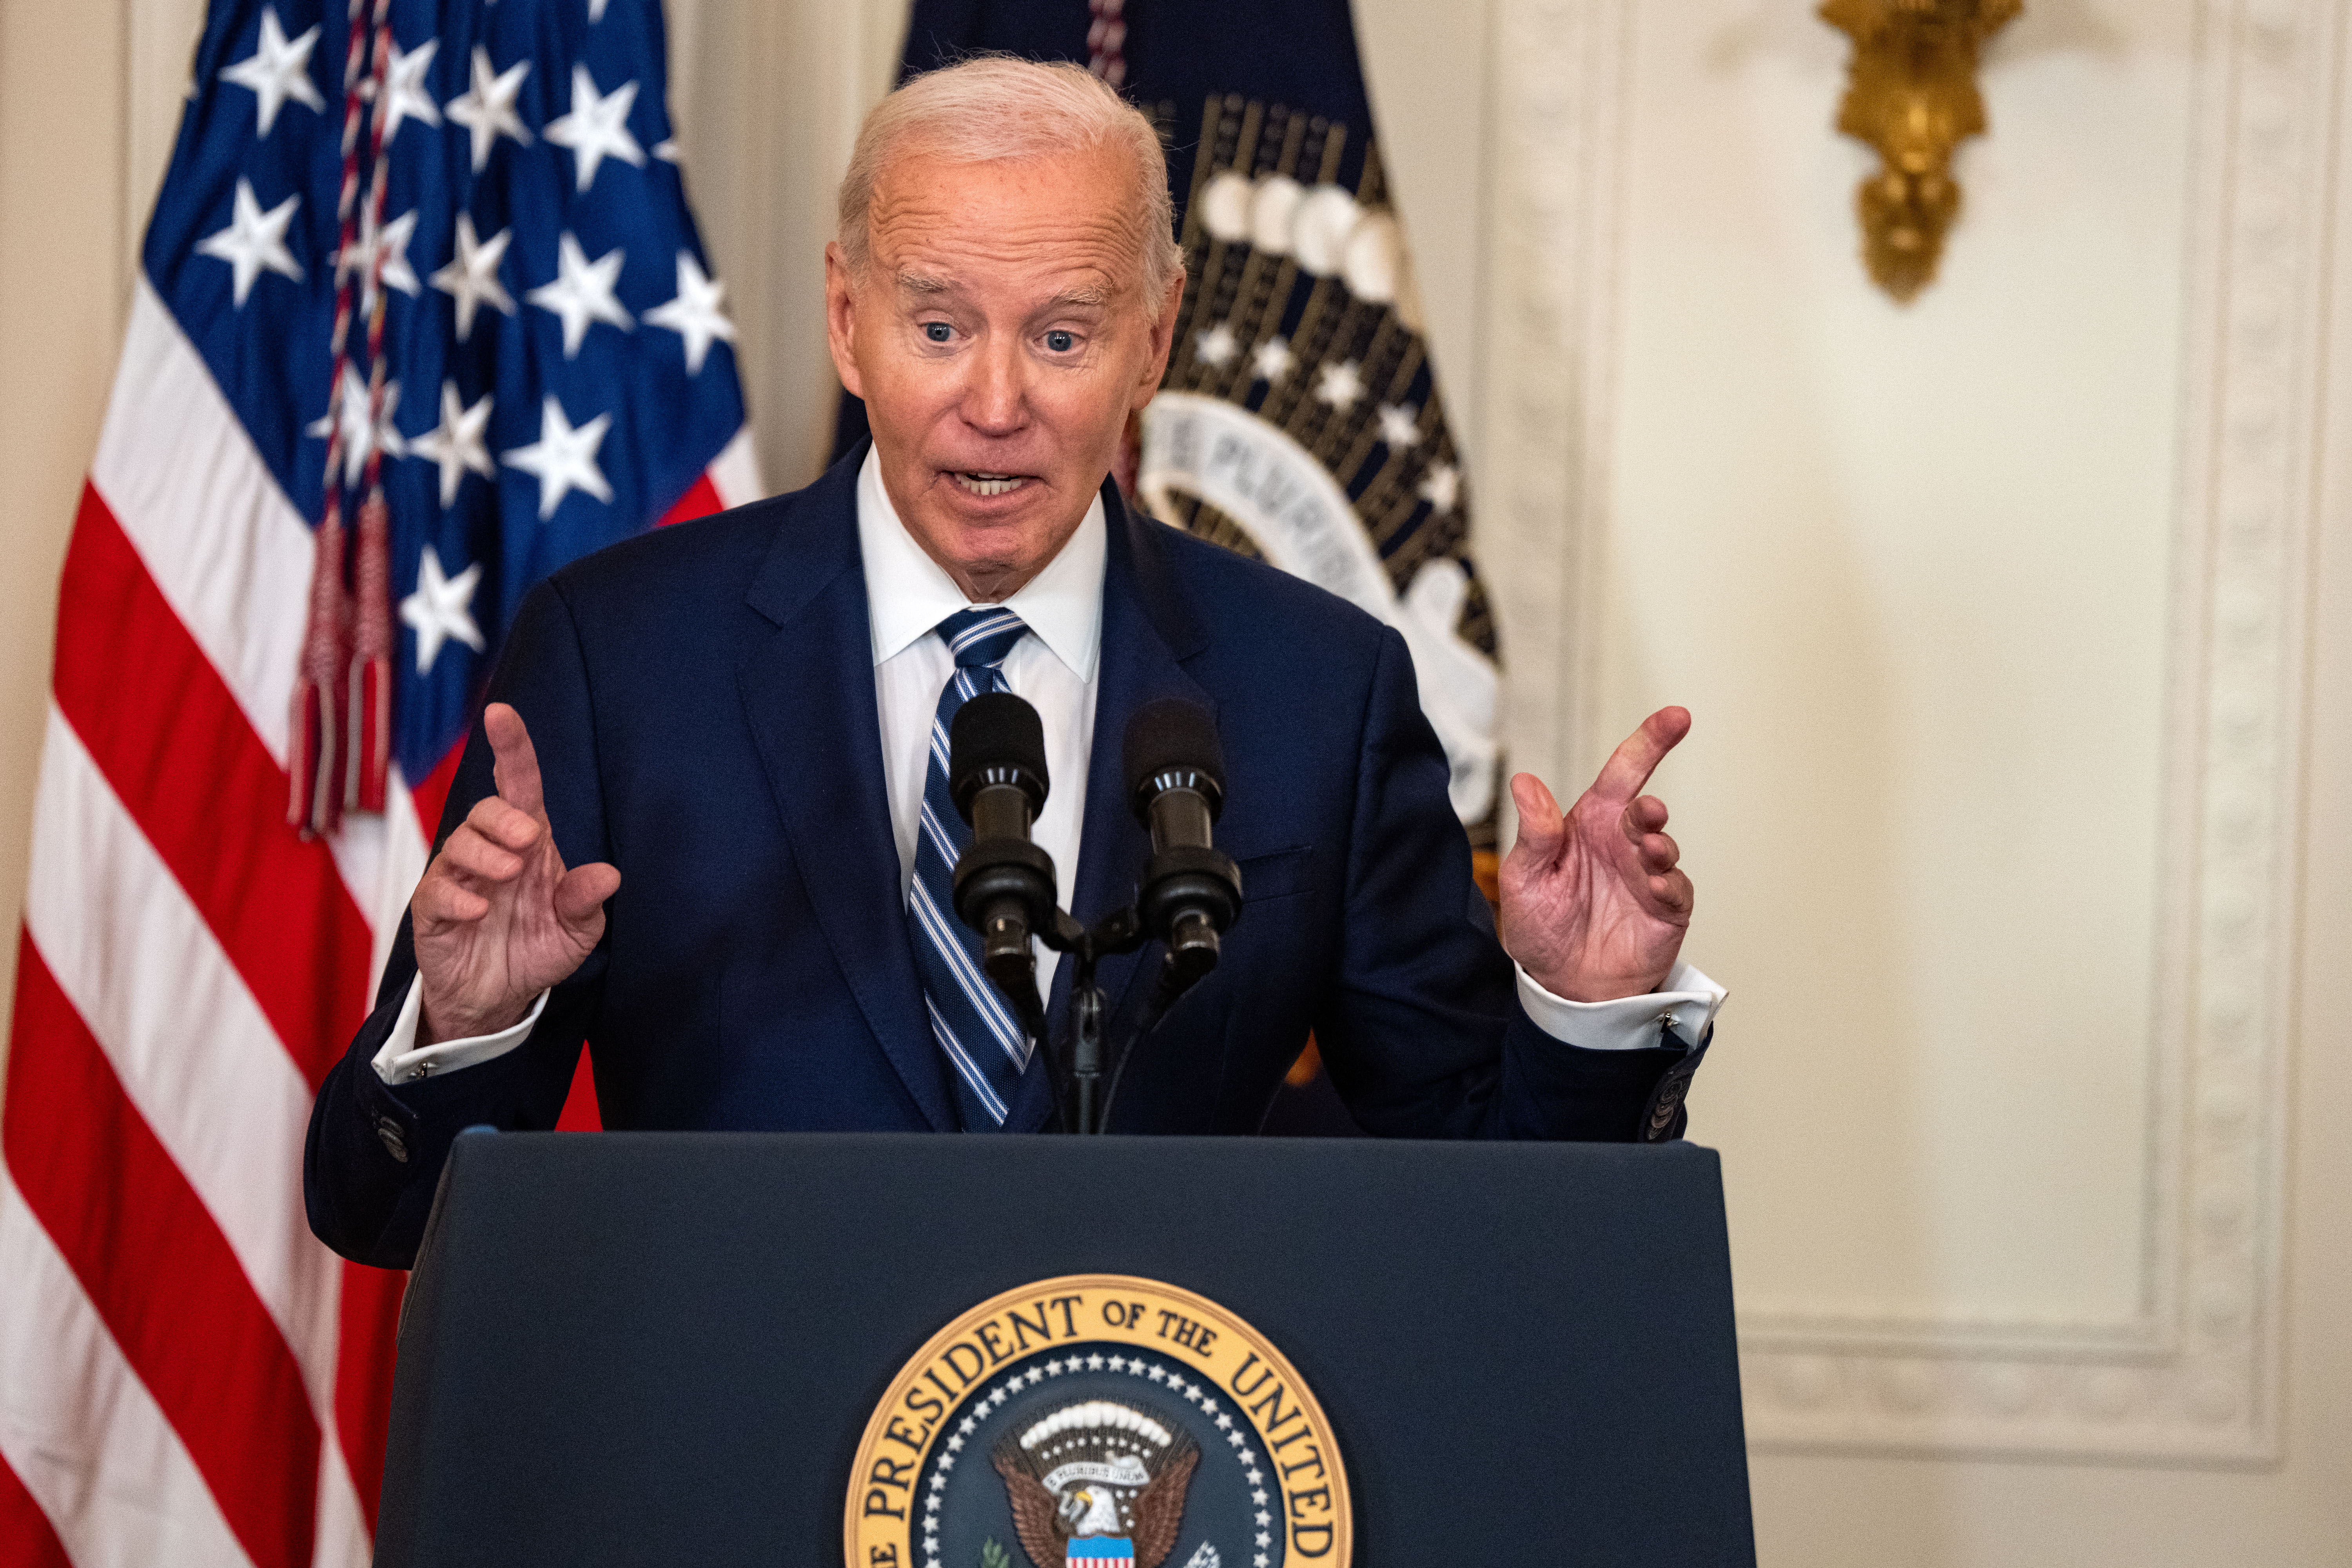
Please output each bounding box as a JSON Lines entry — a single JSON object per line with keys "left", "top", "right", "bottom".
{"left": 1133, "top": 265, "right": 1186, "bottom": 412}
{"left": 824, "top": 241, "right": 866, "bottom": 400}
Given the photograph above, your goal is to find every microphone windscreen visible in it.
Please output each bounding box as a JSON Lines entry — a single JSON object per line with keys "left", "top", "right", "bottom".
{"left": 1123, "top": 699, "right": 1225, "bottom": 813}
{"left": 949, "top": 691, "right": 1049, "bottom": 808}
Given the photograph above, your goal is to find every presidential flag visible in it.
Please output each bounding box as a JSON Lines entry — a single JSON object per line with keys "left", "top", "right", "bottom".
{"left": 860, "top": 0, "right": 1502, "bottom": 837}
{"left": 0, "top": 1, "right": 755, "bottom": 1561}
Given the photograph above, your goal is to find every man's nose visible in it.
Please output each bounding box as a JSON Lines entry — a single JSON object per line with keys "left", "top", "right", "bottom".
{"left": 960, "top": 335, "right": 1027, "bottom": 436}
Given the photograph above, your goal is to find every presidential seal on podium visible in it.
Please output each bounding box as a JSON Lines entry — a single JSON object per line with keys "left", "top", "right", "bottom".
{"left": 846, "top": 1275, "right": 1351, "bottom": 1568}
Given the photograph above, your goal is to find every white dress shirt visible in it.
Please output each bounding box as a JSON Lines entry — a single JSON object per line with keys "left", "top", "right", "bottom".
{"left": 373, "top": 447, "right": 1727, "bottom": 1085}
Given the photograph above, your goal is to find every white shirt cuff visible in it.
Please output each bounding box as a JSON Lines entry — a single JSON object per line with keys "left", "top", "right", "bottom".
{"left": 1513, "top": 959, "right": 1728, "bottom": 1051}
{"left": 370, "top": 975, "right": 550, "bottom": 1085}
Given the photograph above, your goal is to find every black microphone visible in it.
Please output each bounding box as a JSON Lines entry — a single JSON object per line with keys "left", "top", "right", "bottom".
{"left": 948, "top": 692, "right": 1057, "bottom": 1008}
{"left": 1123, "top": 699, "right": 1243, "bottom": 987}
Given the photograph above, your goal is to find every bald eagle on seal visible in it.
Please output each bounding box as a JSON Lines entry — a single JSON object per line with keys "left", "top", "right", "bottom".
{"left": 991, "top": 1399, "right": 1200, "bottom": 1568}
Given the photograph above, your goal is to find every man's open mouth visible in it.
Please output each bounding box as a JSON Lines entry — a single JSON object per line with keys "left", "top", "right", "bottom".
{"left": 951, "top": 472, "right": 1030, "bottom": 498}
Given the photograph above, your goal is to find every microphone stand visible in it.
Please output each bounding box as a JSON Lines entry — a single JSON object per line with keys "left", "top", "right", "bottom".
{"left": 1033, "top": 908, "right": 1143, "bottom": 1135}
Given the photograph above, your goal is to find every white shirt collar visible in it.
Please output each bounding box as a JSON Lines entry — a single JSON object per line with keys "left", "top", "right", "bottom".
{"left": 856, "top": 446, "right": 1106, "bottom": 681}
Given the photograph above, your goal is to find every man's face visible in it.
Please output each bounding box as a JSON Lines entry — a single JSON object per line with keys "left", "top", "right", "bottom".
{"left": 826, "top": 143, "right": 1182, "bottom": 602}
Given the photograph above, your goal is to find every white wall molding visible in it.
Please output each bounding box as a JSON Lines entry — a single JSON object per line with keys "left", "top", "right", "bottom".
{"left": 1479, "top": 0, "right": 1635, "bottom": 795}
{"left": 1484, "top": 0, "right": 2340, "bottom": 1463}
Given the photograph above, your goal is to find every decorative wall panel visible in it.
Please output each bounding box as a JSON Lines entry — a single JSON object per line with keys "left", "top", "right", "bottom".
{"left": 1484, "top": 0, "right": 2338, "bottom": 1462}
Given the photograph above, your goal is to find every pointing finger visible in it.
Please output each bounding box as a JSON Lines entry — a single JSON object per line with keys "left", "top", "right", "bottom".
{"left": 1591, "top": 707, "right": 1691, "bottom": 806}
{"left": 483, "top": 702, "right": 549, "bottom": 824}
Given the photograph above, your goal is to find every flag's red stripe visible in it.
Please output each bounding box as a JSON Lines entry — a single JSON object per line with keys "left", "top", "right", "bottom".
{"left": 5, "top": 935, "right": 321, "bottom": 1568}
{"left": 658, "top": 472, "right": 722, "bottom": 526}
{"left": 52, "top": 483, "right": 373, "bottom": 1087}
{"left": 0, "top": 1456, "right": 70, "bottom": 1568}
{"left": 335, "top": 1260, "right": 405, "bottom": 1537}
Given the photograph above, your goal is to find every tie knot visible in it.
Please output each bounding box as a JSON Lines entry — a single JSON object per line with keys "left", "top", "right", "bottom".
{"left": 936, "top": 607, "right": 1028, "bottom": 670}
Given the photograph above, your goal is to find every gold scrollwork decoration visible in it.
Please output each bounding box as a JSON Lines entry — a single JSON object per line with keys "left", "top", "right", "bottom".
{"left": 1821, "top": 0, "right": 2022, "bottom": 301}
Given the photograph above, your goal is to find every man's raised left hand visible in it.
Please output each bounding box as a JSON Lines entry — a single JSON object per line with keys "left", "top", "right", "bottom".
{"left": 1499, "top": 707, "right": 1695, "bottom": 1004}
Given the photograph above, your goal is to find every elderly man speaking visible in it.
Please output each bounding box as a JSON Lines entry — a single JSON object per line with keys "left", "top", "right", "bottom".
{"left": 304, "top": 58, "right": 1726, "bottom": 1268}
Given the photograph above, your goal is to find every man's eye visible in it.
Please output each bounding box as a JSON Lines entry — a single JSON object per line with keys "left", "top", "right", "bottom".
{"left": 1044, "top": 330, "right": 1075, "bottom": 353}
{"left": 923, "top": 322, "right": 952, "bottom": 343}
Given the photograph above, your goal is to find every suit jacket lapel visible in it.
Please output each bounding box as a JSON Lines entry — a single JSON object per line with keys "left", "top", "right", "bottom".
{"left": 737, "top": 456, "right": 956, "bottom": 1132}
{"left": 1003, "top": 483, "right": 1213, "bottom": 1134}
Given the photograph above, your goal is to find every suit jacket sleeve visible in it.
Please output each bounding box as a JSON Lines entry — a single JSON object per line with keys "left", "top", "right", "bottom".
{"left": 303, "top": 579, "right": 613, "bottom": 1268}
{"left": 1309, "top": 626, "right": 1698, "bottom": 1142}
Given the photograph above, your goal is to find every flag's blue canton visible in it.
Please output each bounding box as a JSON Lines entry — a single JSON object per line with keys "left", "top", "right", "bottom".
{"left": 145, "top": 0, "right": 746, "bottom": 784}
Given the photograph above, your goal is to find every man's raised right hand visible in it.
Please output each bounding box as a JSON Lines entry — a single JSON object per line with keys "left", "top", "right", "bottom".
{"left": 410, "top": 702, "right": 621, "bottom": 1046}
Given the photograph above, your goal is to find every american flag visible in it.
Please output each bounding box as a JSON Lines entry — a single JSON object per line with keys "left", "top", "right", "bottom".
{"left": 0, "top": 1, "right": 755, "bottom": 1561}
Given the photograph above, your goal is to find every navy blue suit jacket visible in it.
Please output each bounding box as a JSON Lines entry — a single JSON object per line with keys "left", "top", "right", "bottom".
{"left": 305, "top": 451, "right": 1704, "bottom": 1267}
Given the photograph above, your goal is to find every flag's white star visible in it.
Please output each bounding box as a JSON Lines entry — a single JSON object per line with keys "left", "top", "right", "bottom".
{"left": 407, "top": 380, "right": 495, "bottom": 506}
{"left": 644, "top": 250, "right": 735, "bottom": 373}
{"left": 1195, "top": 321, "right": 1239, "bottom": 367}
{"left": 502, "top": 395, "right": 613, "bottom": 519}
{"left": 306, "top": 366, "right": 405, "bottom": 486}
{"left": 196, "top": 178, "right": 303, "bottom": 307}
{"left": 372, "top": 38, "right": 441, "bottom": 144}
{"left": 399, "top": 545, "right": 485, "bottom": 674}
{"left": 1250, "top": 335, "right": 1295, "bottom": 385}
{"left": 1314, "top": 358, "right": 1365, "bottom": 410}
{"left": 543, "top": 64, "right": 645, "bottom": 192}
{"left": 652, "top": 138, "right": 681, "bottom": 163}
{"left": 1418, "top": 463, "right": 1461, "bottom": 515}
{"left": 339, "top": 206, "right": 421, "bottom": 300}
{"left": 430, "top": 212, "right": 516, "bottom": 341}
{"left": 445, "top": 46, "right": 533, "bottom": 173}
{"left": 528, "top": 232, "right": 633, "bottom": 358}
{"left": 1376, "top": 401, "right": 1420, "bottom": 448}
{"left": 588, "top": 0, "right": 614, "bottom": 19}
{"left": 220, "top": 8, "right": 323, "bottom": 137}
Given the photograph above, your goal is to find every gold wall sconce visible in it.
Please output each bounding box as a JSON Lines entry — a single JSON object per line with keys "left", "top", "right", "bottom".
{"left": 1821, "top": 0, "right": 2021, "bottom": 301}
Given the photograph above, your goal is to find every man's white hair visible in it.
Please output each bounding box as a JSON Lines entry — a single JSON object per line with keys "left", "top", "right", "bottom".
{"left": 837, "top": 55, "right": 1183, "bottom": 305}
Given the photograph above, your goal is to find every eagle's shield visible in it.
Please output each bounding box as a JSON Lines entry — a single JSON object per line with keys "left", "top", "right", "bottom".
{"left": 1066, "top": 1539, "right": 1136, "bottom": 1567}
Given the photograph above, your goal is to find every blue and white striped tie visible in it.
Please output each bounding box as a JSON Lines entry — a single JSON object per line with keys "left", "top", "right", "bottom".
{"left": 907, "top": 607, "right": 1035, "bottom": 1128}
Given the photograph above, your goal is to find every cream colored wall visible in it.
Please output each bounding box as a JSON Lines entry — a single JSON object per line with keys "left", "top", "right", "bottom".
{"left": 0, "top": 1, "right": 134, "bottom": 1094}
{"left": 0, "top": 1, "right": 2344, "bottom": 1562}
{"left": 1546, "top": 0, "right": 2350, "bottom": 1559}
